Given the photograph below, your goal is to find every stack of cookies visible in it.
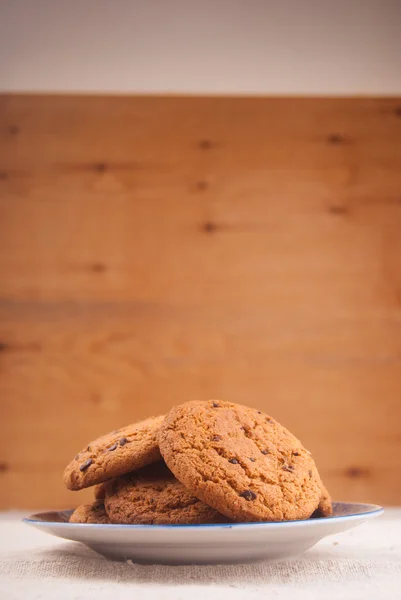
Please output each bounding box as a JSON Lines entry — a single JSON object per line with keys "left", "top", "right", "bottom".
{"left": 64, "top": 400, "right": 332, "bottom": 524}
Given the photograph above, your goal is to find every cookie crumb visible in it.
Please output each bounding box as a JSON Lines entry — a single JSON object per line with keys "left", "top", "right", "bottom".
{"left": 64, "top": 415, "right": 165, "bottom": 491}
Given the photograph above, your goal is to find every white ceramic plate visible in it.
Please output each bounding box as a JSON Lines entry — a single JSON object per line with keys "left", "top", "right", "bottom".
{"left": 24, "top": 502, "right": 382, "bottom": 565}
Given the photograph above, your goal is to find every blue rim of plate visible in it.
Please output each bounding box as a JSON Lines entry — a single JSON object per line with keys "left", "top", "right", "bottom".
{"left": 23, "top": 502, "right": 383, "bottom": 529}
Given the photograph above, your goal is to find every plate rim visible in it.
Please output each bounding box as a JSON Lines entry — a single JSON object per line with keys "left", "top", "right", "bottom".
{"left": 23, "top": 501, "right": 384, "bottom": 530}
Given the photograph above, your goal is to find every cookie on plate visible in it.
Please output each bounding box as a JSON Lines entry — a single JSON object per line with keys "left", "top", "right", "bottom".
{"left": 104, "top": 462, "right": 230, "bottom": 525}
{"left": 69, "top": 500, "right": 110, "bottom": 524}
{"left": 64, "top": 415, "right": 165, "bottom": 491}
{"left": 158, "top": 400, "right": 322, "bottom": 522}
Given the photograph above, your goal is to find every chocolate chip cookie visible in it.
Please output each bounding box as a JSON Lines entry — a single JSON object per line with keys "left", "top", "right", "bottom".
{"left": 104, "top": 462, "right": 229, "bottom": 525}
{"left": 69, "top": 500, "right": 110, "bottom": 524}
{"left": 158, "top": 400, "right": 322, "bottom": 522}
{"left": 64, "top": 415, "right": 164, "bottom": 490}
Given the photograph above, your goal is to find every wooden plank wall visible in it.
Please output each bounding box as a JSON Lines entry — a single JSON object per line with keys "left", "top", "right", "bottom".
{"left": 0, "top": 95, "right": 401, "bottom": 509}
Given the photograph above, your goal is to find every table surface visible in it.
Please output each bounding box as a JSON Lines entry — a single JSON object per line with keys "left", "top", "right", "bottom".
{"left": 1, "top": 510, "right": 400, "bottom": 600}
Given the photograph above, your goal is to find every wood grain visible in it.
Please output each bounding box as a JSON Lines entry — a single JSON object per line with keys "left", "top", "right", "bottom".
{"left": 0, "top": 95, "right": 401, "bottom": 509}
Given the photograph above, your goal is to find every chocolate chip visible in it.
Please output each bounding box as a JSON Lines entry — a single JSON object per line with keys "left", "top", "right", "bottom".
{"left": 212, "top": 402, "right": 220, "bottom": 408}
{"left": 239, "top": 490, "right": 257, "bottom": 501}
{"left": 75, "top": 454, "right": 80, "bottom": 460}
{"left": 292, "top": 451, "right": 300, "bottom": 456}
{"left": 249, "top": 457, "right": 256, "bottom": 462}
{"left": 261, "top": 449, "right": 269, "bottom": 455}
{"left": 257, "top": 411, "right": 262, "bottom": 414}
{"left": 211, "top": 435, "right": 222, "bottom": 441}
{"left": 119, "top": 437, "right": 128, "bottom": 446}
{"left": 87, "top": 445, "right": 91, "bottom": 451}
{"left": 282, "top": 464, "right": 294, "bottom": 472}
{"left": 108, "top": 443, "right": 118, "bottom": 451}
{"left": 308, "top": 469, "right": 313, "bottom": 477}
{"left": 80, "top": 458, "right": 93, "bottom": 471}
{"left": 228, "top": 458, "right": 239, "bottom": 464}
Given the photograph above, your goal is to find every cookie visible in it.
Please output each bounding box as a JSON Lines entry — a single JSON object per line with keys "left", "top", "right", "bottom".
{"left": 69, "top": 500, "right": 110, "bottom": 524}
{"left": 104, "top": 462, "right": 230, "bottom": 525}
{"left": 158, "top": 400, "right": 322, "bottom": 522}
{"left": 64, "top": 415, "right": 165, "bottom": 491}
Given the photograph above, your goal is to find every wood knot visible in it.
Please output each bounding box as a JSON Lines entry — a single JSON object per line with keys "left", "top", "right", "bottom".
{"left": 327, "top": 133, "right": 347, "bottom": 145}
{"left": 90, "top": 262, "right": 106, "bottom": 273}
{"left": 94, "top": 162, "right": 107, "bottom": 173}
{"left": 8, "top": 125, "right": 19, "bottom": 135}
{"left": 196, "top": 180, "right": 209, "bottom": 191}
{"left": 328, "top": 204, "right": 348, "bottom": 216}
{"left": 198, "top": 139, "right": 215, "bottom": 150}
{"left": 345, "top": 466, "right": 370, "bottom": 479}
{"left": 201, "top": 221, "right": 218, "bottom": 233}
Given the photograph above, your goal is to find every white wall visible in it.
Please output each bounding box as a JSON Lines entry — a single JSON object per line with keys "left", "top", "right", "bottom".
{"left": 1, "top": 0, "right": 400, "bottom": 95}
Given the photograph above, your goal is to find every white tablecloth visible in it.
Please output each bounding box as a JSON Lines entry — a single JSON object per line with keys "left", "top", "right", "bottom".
{"left": 1, "top": 510, "right": 400, "bottom": 600}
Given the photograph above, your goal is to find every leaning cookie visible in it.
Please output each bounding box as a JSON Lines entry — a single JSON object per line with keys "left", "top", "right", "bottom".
{"left": 64, "top": 415, "right": 165, "bottom": 491}
{"left": 104, "top": 462, "right": 230, "bottom": 525}
{"left": 159, "top": 400, "right": 323, "bottom": 523}
{"left": 69, "top": 501, "right": 110, "bottom": 524}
